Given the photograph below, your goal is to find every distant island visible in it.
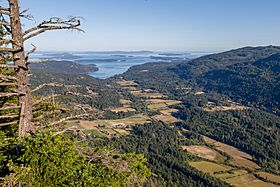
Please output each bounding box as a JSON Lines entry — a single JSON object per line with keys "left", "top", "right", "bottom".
{"left": 30, "top": 60, "right": 98, "bottom": 74}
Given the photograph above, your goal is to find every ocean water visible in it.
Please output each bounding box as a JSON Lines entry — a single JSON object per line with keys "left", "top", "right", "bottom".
{"left": 31, "top": 51, "right": 208, "bottom": 79}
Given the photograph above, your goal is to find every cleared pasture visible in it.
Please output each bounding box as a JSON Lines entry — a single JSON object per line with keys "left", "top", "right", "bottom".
{"left": 257, "top": 172, "right": 280, "bottom": 184}
{"left": 203, "top": 136, "right": 260, "bottom": 170}
{"left": 116, "top": 80, "right": 138, "bottom": 87}
{"left": 153, "top": 114, "right": 180, "bottom": 123}
{"left": 189, "top": 161, "right": 232, "bottom": 174}
{"left": 225, "top": 174, "right": 277, "bottom": 187}
{"left": 214, "top": 169, "right": 248, "bottom": 179}
{"left": 160, "top": 108, "right": 179, "bottom": 115}
{"left": 182, "top": 145, "right": 226, "bottom": 163}
{"left": 111, "top": 107, "right": 136, "bottom": 113}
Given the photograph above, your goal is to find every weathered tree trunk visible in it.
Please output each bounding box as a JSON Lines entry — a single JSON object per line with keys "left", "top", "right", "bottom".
{"left": 9, "top": 0, "right": 34, "bottom": 136}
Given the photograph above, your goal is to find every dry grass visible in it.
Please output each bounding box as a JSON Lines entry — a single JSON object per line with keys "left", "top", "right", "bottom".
{"left": 225, "top": 174, "right": 277, "bottom": 187}
{"left": 204, "top": 105, "right": 248, "bottom": 112}
{"left": 116, "top": 80, "right": 138, "bottom": 87}
{"left": 78, "top": 114, "right": 151, "bottom": 129}
{"left": 160, "top": 108, "right": 179, "bottom": 115}
{"left": 147, "top": 99, "right": 182, "bottom": 105}
{"left": 131, "top": 91, "right": 167, "bottom": 99}
{"left": 147, "top": 103, "right": 167, "bottom": 110}
{"left": 147, "top": 99, "right": 181, "bottom": 111}
{"left": 189, "top": 161, "right": 232, "bottom": 174}
{"left": 257, "top": 172, "right": 280, "bottom": 183}
{"left": 111, "top": 107, "right": 136, "bottom": 113}
{"left": 182, "top": 145, "right": 226, "bottom": 163}
{"left": 120, "top": 99, "right": 132, "bottom": 105}
{"left": 203, "top": 101, "right": 248, "bottom": 112}
{"left": 214, "top": 169, "right": 248, "bottom": 179}
{"left": 122, "top": 86, "right": 139, "bottom": 91}
{"left": 152, "top": 114, "right": 180, "bottom": 123}
{"left": 203, "top": 136, "right": 260, "bottom": 170}
{"left": 67, "top": 114, "right": 151, "bottom": 138}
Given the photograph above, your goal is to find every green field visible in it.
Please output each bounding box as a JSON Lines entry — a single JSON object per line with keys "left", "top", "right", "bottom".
{"left": 189, "top": 161, "right": 232, "bottom": 174}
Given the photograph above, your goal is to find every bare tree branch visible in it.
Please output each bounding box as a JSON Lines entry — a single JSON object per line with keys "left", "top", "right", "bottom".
{"left": 0, "top": 114, "right": 19, "bottom": 119}
{"left": 0, "top": 47, "right": 20, "bottom": 52}
{"left": 0, "top": 82, "right": 17, "bottom": 86}
{"left": 19, "top": 8, "right": 34, "bottom": 20}
{"left": 0, "top": 39, "right": 12, "bottom": 45}
{"left": 0, "top": 106, "right": 21, "bottom": 111}
{"left": 0, "top": 64, "right": 18, "bottom": 68}
{"left": 0, "top": 92, "right": 23, "bottom": 98}
{"left": 0, "top": 6, "right": 10, "bottom": 12}
{"left": 25, "top": 44, "right": 36, "bottom": 59}
{"left": 0, "top": 75, "right": 18, "bottom": 81}
{"left": 23, "top": 17, "right": 84, "bottom": 41}
{"left": 0, "top": 10, "right": 11, "bottom": 16}
{"left": 0, "top": 121, "right": 18, "bottom": 127}
{"left": 0, "top": 20, "right": 10, "bottom": 26}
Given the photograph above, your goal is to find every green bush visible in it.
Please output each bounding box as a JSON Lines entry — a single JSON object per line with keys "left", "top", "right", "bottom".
{"left": 0, "top": 130, "right": 151, "bottom": 186}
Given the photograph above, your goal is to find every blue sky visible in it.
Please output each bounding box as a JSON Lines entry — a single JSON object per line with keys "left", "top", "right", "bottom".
{"left": 21, "top": 0, "right": 280, "bottom": 52}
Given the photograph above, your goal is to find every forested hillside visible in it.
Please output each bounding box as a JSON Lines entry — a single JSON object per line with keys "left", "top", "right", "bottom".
{"left": 172, "top": 46, "right": 280, "bottom": 114}
{"left": 121, "top": 46, "right": 280, "bottom": 180}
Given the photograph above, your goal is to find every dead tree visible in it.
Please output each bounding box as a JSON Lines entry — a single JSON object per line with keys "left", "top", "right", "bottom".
{"left": 0, "top": 0, "right": 82, "bottom": 137}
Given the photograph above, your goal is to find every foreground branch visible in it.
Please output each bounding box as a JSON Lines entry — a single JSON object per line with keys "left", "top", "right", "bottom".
{"left": 0, "top": 105, "right": 21, "bottom": 111}
{"left": 0, "top": 114, "right": 19, "bottom": 119}
{"left": 0, "top": 121, "right": 18, "bottom": 127}
{"left": 0, "top": 75, "right": 18, "bottom": 81}
{"left": 0, "top": 92, "right": 22, "bottom": 97}
{"left": 24, "top": 17, "right": 83, "bottom": 41}
{"left": 0, "top": 64, "right": 18, "bottom": 68}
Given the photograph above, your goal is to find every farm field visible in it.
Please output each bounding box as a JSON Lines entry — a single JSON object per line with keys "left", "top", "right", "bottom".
{"left": 116, "top": 80, "right": 138, "bottom": 87}
{"left": 203, "top": 101, "right": 248, "bottom": 112}
{"left": 203, "top": 136, "right": 260, "bottom": 169}
{"left": 152, "top": 114, "right": 180, "bottom": 123}
{"left": 185, "top": 136, "right": 279, "bottom": 186}
{"left": 257, "top": 172, "right": 280, "bottom": 184}
{"left": 214, "top": 169, "right": 248, "bottom": 179}
{"left": 190, "top": 161, "right": 278, "bottom": 186}
{"left": 79, "top": 114, "right": 150, "bottom": 129}
{"left": 111, "top": 107, "right": 136, "bottom": 113}
{"left": 131, "top": 91, "right": 167, "bottom": 99}
{"left": 115, "top": 79, "right": 182, "bottom": 123}
{"left": 189, "top": 161, "right": 232, "bottom": 174}
{"left": 182, "top": 145, "right": 226, "bottom": 163}
{"left": 160, "top": 108, "right": 179, "bottom": 115}
{"left": 225, "top": 174, "right": 277, "bottom": 187}
{"left": 147, "top": 99, "right": 182, "bottom": 111}
{"left": 66, "top": 114, "right": 151, "bottom": 137}
{"left": 119, "top": 99, "right": 132, "bottom": 105}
